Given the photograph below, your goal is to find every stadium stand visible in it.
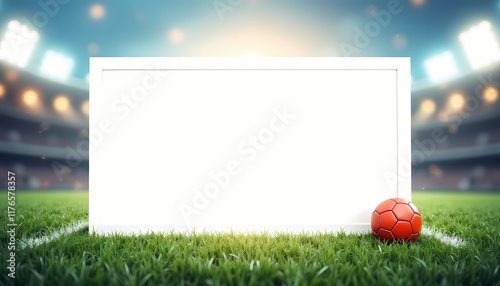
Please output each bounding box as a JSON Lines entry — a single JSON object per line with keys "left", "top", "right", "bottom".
{"left": 0, "top": 59, "right": 498, "bottom": 191}
{"left": 412, "top": 62, "right": 500, "bottom": 191}
{"left": 0, "top": 62, "right": 89, "bottom": 190}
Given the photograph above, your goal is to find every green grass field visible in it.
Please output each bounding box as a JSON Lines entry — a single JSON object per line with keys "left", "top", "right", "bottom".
{"left": 1, "top": 191, "right": 499, "bottom": 285}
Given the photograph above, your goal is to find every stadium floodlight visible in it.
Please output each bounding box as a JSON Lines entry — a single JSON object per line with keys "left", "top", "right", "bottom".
{"left": 483, "top": 86, "right": 498, "bottom": 103}
{"left": 22, "top": 90, "right": 39, "bottom": 108}
{"left": 53, "top": 95, "right": 70, "bottom": 113}
{"left": 40, "top": 51, "right": 74, "bottom": 80}
{"left": 420, "top": 99, "right": 436, "bottom": 115}
{"left": 0, "top": 83, "right": 5, "bottom": 98}
{"left": 81, "top": 100, "right": 89, "bottom": 116}
{"left": 459, "top": 21, "right": 500, "bottom": 70}
{"left": 448, "top": 93, "right": 465, "bottom": 111}
{"left": 424, "top": 51, "right": 458, "bottom": 82}
{"left": 0, "top": 20, "right": 39, "bottom": 68}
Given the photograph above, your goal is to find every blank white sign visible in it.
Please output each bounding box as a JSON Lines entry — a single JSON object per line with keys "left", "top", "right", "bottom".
{"left": 89, "top": 57, "right": 410, "bottom": 234}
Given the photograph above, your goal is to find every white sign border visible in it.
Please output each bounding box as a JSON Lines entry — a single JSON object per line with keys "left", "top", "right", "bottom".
{"left": 89, "top": 57, "right": 411, "bottom": 234}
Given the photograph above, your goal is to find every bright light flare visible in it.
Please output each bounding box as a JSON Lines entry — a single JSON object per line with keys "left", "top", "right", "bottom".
{"left": 0, "top": 20, "right": 39, "bottom": 68}
{"left": 195, "top": 25, "right": 313, "bottom": 57}
{"left": 424, "top": 51, "right": 458, "bottom": 82}
{"left": 411, "top": 0, "right": 425, "bottom": 6}
{"left": 414, "top": 98, "right": 436, "bottom": 123}
{"left": 22, "top": 90, "right": 39, "bottom": 108}
{"left": 90, "top": 4, "right": 105, "bottom": 20}
{"left": 459, "top": 21, "right": 500, "bottom": 70}
{"left": 420, "top": 99, "right": 436, "bottom": 115}
{"left": 169, "top": 29, "right": 184, "bottom": 43}
{"left": 448, "top": 93, "right": 465, "bottom": 111}
{"left": 81, "top": 100, "right": 89, "bottom": 116}
{"left": 53, "top": 95, "right": 70, "bottom": 113}
{"left": 40, "top": 51, "right": 74, "bottom": 80}
{"left": 0, "top": 83, "right": 5, "bottom": 99}
{"left": 483, "top": 86, "right": 498, "bottom": 103}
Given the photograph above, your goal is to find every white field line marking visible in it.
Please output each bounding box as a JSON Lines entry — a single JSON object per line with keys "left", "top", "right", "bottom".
{"left": 18, "top": 221, "right": 465, "bottom": 249}
{"left": 422, "top": 227, "right": 466, "bottom": 247}
{"left": 19, "top": 220, "right": 88, "bottom": 249}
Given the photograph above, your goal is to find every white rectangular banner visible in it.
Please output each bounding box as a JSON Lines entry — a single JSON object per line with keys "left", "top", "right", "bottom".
{"left": 89, "top": 57, "right": 411, "bottom": 234}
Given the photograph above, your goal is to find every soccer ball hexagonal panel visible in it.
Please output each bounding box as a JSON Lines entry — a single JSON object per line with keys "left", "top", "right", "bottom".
{"left": 371, "top": 198, "right": 422, "bottom": 243}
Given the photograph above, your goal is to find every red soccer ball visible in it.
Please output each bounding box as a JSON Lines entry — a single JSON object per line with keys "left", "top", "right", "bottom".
{"left": 371, "top": 198, "right": 422, "bottom": 243}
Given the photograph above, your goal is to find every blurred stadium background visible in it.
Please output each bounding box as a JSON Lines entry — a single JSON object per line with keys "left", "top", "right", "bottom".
{"left": 0, "top": 0, "right": 499, "bottom": 192}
